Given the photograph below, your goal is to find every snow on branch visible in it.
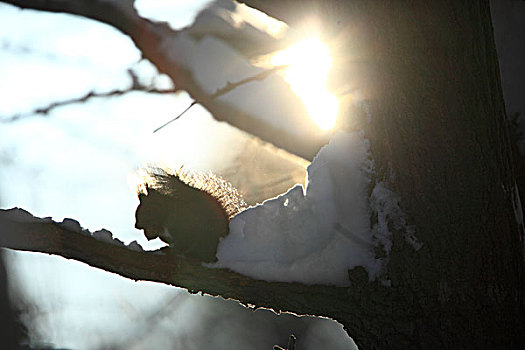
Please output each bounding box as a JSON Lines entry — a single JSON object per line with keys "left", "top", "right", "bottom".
{"left": 0, "top": 207, "right": 356, "bottom": 320}
{"left": 0, "top": 0, "right": 328, "bottom": 160}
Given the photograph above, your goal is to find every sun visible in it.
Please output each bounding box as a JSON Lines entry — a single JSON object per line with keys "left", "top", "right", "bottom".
{"left": 270, "top": 37, "right": 338, "bottom": 130}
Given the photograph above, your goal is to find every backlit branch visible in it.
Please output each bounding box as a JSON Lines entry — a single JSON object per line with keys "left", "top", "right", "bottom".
{"left": 0, "top": 207, "right": 365, "bottom": 324}
{"left": 0, "top": 0, "right": 326, "bottom": 160}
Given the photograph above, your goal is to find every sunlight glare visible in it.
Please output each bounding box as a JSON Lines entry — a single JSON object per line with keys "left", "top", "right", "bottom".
{"left": 270, "top": 37, "right": 338, "bottom": 130}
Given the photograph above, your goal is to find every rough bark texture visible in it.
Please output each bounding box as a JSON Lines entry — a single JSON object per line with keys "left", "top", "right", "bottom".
{"left": 367, "top": 2, "right": 524, "bottom": 348}
{"left": 1, "top": 0, "right": 524, "bottom": 348}
{"left": 239, "top": 0, "right": 525, "bottom": 347}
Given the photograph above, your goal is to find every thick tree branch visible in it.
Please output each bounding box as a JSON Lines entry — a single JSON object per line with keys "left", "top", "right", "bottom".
{"left": 0, "top": 0, "right": 138, "bottom": 35}
{"left": 0, "top": 0, "right": 327, "bottom": 160}
{"left": 0, "top": 208, "right": 371, "bottom": 330}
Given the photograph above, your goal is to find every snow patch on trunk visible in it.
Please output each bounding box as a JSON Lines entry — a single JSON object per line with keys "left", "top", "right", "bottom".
{"left": 369, "top": 183, "right": 422, "bottom": 253}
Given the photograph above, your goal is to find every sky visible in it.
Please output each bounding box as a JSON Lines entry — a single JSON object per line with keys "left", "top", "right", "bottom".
{"left": 0, "top": 1, "right": 357, "bottom": 349}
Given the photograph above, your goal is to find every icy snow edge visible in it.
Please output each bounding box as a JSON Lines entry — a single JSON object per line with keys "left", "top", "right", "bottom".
{"left": 212, "top": 131, "right": 420, "bottom": 286}
{"left": 2, "top": 208, "right": 145, "bottom": 252}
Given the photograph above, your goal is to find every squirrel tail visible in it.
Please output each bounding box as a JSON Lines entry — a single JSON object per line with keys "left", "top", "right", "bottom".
{"left": 138, "top": 166, "right": 247, "bottom": 220}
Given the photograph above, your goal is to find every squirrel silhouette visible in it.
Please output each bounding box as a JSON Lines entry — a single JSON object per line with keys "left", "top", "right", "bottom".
{"left": 135, "top": 168, "right": 246, "bottom": 262}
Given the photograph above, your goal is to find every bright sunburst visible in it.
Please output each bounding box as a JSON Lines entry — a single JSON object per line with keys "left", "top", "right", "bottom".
{"left": 270, "top": 37, "right": 338, "bottom": 130}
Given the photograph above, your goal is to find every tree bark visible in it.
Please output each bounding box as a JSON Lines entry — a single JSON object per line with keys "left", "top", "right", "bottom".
{"left": 240, "top": 0, "right": 525, "bottom": 347}
{"left": 1, "top": 0, "right": 524, "bottom": 348}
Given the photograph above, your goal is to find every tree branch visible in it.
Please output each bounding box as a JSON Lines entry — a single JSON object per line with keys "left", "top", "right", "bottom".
{"left": 153, "top": 65, "right": 286, "bottom": 133}
{"left": 0, "top": 208, "right": 367, "bottom": 325}
{"left": 1, "top": 85, "right": 176, "bottom": 123}
{"left": 0, "top": 0, "right": 327, "bottom": 160}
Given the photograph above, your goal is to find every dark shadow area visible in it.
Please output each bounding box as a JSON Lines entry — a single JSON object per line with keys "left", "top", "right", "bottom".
{"left": 0, "top": 249, "right": 27, "bottom": 349}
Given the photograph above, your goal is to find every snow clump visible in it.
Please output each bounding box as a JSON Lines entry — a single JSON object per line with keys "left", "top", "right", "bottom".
{"left": 213, "top": 131, "right": 386, "bottom": 286}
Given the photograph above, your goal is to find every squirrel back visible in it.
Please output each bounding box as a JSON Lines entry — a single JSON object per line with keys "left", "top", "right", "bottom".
{"left": 135, "top": 168, "right": 247, "bottom": 262}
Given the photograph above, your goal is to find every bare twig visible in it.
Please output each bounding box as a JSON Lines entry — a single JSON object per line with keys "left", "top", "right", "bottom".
{"left": 1, "top": 85, "right": 176, "bottom": 123}
{"left": 153, "top": 101, "right": 197, "bottom": 133}
{"left": 103, "top": 292, "right": 189, "bottom": 350}
{"left": 273, "top": 334, "right": 296, "bottom": 350}
{"left": 209, "top": 65, "right": 287, "bottom": 99}
{"left": 153, "top": 65, "right": 287, "bottom": 133}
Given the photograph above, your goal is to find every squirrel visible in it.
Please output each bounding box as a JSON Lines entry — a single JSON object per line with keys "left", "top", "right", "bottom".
{"left": 134, "top": 168, "right": 247, "bottom": 262}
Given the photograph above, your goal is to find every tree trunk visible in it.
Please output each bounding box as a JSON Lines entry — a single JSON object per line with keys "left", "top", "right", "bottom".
{"left": 243, "top": 0, "right": 525, "bottom": 348}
